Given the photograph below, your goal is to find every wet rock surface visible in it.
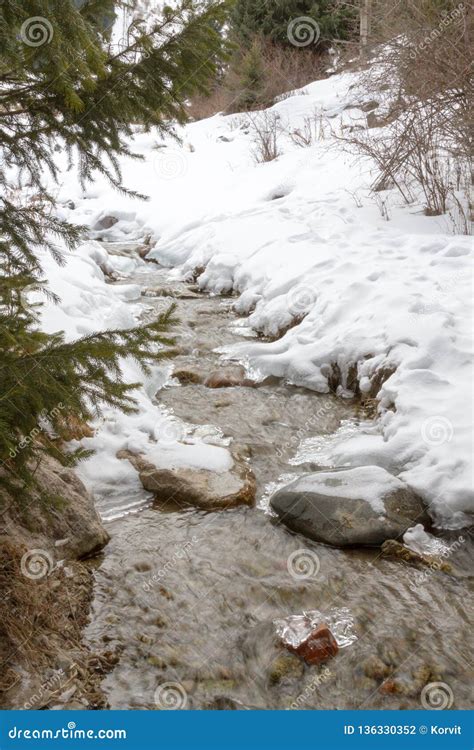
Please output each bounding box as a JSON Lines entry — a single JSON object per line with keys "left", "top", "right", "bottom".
{"left": 270, "top": 466, "right": 429, "bottom": 547}
{"left": 82, "top": 244, "right": 473, "bottom": 711}
{"left": 282, "top": 623, "right": 339, "bottom": 666}
{"left": 117, "top": 449, "right": 256, "bottom": 510}
{"left": 204, "top": 365, "right": 255, "bottom": 389}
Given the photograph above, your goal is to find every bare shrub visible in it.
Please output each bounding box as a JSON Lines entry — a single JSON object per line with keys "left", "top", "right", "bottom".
{"left": 342, "top": 0, "right": 472, "bottom": 230}
{"left": 247, "top": 112, "right": 282, "bottom": 164}
{"left": 194, "top": 39, "right": 329, "bottom": 118}
{"left": 290, "top": 110, "right": 329, "bottom": 147}
{"left": 186, "top": 85, "right": 234, "bottom": 121}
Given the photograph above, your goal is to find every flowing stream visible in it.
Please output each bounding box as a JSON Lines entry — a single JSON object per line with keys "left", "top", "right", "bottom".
{"left": 84, "top": 241, "right": 473, "bottom": 711}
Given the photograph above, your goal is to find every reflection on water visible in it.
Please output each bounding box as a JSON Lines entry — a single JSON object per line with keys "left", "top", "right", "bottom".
{"left": 85, "top": 247, "right": 473, "bottom": 710}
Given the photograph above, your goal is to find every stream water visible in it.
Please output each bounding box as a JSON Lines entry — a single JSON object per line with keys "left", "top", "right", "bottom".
{"left": 85, "top": 242, "right": 473, "bottom": 711}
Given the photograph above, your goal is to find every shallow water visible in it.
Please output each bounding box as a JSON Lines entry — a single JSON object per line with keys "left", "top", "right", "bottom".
{"left": 85, "top": 242, "right": 473, "bottom": 711}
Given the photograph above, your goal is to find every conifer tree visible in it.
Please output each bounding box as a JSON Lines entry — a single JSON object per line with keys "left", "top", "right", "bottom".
{"left": 231, "top": 38, "right": 266, "bottom": 111}
{"left": 0, "top": 0, "right": 231, "bottom": 496}
{"left": 231, "top": 0, "right": 354, "bottom": 49}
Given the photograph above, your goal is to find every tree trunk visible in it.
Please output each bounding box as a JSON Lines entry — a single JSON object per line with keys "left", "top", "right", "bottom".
{"left": 360, "top": 0, "right": 372, "bottom": 50}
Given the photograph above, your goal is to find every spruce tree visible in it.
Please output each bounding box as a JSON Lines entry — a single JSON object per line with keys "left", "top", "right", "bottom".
{"left": 0, "top": 0, "right": 231, "bottom": 497}
{"left": 231, "top": 38, "right": 266, "bottom": 111}
{"left": 231, "top": 0, "right": 355, "bottom": 48}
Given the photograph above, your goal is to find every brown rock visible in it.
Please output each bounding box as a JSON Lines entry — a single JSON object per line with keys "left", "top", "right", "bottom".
{"left": 381, "top": 539, "right": 452, "bottom": 573}
{"left": 0, "top": 455, "right": 109, "bottom": 560}
{"left": 174, "top": 369, "right": 203, "bottom": 385}
{"left": 363, "top": 655, "right": 391, "bottom": 681}
{"left": 204, "top": 365, "right": 255, "bottom": 389}
{"left": 285, "top": 624, "right": 338, "bottom": 666}
{"left": 117, "top": 449, "right": 256, "bottom": 511}
{"left": 379, "top": 679, "right": 403, "bottom": 695}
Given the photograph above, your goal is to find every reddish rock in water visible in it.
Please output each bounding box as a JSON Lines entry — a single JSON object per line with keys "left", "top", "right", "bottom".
{"left": 284, "top": 623, "right": 339, "bottom": 665}
{"left": 204, "top": 365, "right": 255, "bottom": 389}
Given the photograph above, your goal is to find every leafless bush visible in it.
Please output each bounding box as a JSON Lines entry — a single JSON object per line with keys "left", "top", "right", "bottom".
{"left": 333, "top": 1, "right": 472, "bottom": 231}
{"left": 247, "top": 112, "right": 282, "bottom": 164}
{"left": 339, "top": 99, "right": 470, "bottom": 221}
{"left": 186, "top": 85, "right": 234, "bottom": 121}
{"left": 290, "top": 110, "right": 328, "bottom": 147}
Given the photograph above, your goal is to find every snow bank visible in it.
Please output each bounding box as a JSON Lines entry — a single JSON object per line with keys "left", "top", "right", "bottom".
{"left": 51, "top": 68, "right": 472, "bottom": 529}
{"left": 36, "top": 240, "right": 234, "bottom": 512}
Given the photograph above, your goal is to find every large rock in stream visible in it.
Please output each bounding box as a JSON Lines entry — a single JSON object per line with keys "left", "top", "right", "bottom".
{"left": 118, "top": 449, "right": 256, "bottom": 510}
{"left": 270, "top": 466, "right": 429, "bottom": 547}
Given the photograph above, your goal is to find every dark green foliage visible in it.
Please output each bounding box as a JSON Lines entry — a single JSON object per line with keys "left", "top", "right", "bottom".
{"left": 231, "top": 0, "right": 355, "bottom": 48}
{"left": 232, "top": 39, "right": 266, "bottom": 111}
{"left": 0, "top": 0, "right": 231, "bottom": 495}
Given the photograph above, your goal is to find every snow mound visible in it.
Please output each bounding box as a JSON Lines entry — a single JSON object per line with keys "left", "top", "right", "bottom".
{"left": 50, "top": 68, "right": 473, "bottom": 529}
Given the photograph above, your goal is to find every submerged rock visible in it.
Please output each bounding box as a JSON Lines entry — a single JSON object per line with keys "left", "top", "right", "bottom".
{"left": 277, "top": 621, "right": 339, "bottom": 666}
{"left": 204, "top": 365, "right": 255, "bottom": 389}
{"left": 270, "top": 466, "right": 429, "bottom": 547}
{"left": 268, "top": 653, "right": 304, "bottom": 684}
{"left": 173, "top": 369, "right": 204, "bottom": 385}
{"left": 117, "top": 449, "right": 255, "bottom": 510}
{"left": 381, "top": 539, "right": 453, "bottom": 573}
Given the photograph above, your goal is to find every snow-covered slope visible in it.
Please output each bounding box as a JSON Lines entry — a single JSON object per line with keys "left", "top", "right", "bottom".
{"left": 50, "top": 69, "right": 473, "bottom": 529}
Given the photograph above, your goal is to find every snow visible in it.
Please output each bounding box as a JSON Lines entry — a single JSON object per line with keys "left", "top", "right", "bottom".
{"left": 287, "top": 466, "right": 405, "bottom": 514}
{"left": 402, "top": 524, "right": 451, "bottom": 557}
{"left": 35, "top": 239, "right": 235, "bottom": 513}
{"left": 42, "top": 66, "right": 472, "bottom": 529}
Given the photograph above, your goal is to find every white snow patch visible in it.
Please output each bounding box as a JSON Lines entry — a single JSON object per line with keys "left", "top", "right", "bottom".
{"left": 42, "top": 66, "right": 474, "bottom": 528}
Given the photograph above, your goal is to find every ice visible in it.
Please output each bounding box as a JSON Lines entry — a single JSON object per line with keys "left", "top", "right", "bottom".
{"left": 274, "top": 608, "right": 358, "bottom": 650}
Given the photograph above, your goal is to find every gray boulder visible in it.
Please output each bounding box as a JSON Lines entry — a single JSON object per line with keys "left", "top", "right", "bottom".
{"left": 270, "top": 466, "right": 429, "bottom": 547}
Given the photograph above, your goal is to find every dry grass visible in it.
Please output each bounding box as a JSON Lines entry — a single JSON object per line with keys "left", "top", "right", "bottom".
{"left": 0, "top": 538, "right": 112, "bottom": 709}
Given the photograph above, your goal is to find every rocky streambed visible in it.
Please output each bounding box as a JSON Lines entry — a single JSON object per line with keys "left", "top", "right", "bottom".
{"left": 80, "top": 240, "right": 473, "bottom": 711}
